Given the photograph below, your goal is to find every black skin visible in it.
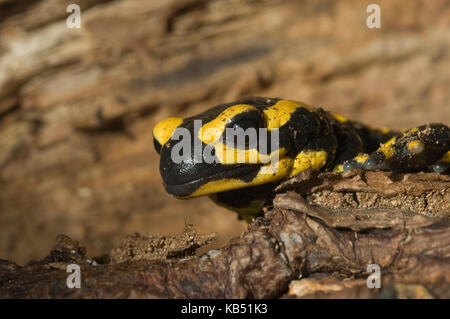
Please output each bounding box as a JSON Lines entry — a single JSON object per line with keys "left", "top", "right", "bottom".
{"left": 154, "top": 97, "right": 450, "bottom": 220}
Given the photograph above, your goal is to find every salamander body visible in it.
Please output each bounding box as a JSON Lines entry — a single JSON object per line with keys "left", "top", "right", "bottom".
{"left": 153, "top": 97, "right": 450, "bottom": 221}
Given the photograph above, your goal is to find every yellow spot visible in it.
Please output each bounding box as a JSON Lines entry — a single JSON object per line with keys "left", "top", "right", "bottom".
{"left": 439, "top": 150, "right": 450, "bottom": 163}
{"left": 377, "top": 137, "right": 397, "bottom": 159}
{"left": 288, "top": 150, "right": 327, "bottom": 177}
{"left": 379, "top": 145, "right": 394, "bottom": 159}
{"left": 214, "top": 142, "right": 286, "bottom": 165}
{"left": 263, "top": 100, "right": 315, "bottom": 131}
{"left": 379, "top": 127, "right": 391, "bottom": 134}
{"left": 153, "top": 117, "right": 183, "bottom": 146}
{"left": 198, "top": 104, "right": 257, "bottom": 144}
{"left": 184, "top": 158, "right": 294, "bottom": 198}
{"left": 333, "top": 164, "right": 344, "bottom": 172}
{"left": 384, "top": 137, "right": 396, "bottom": 146}
{"left": 408, "top": 140, "right": 424, "bottom": 154}
{"left": 332, "top": 113, "right": 348, "bottom": 123}
{"left": 354, "top": 154, "right": 369, "bottom": 164}
{"left": 401, "top": 127, "right": 419, "bottom": 135}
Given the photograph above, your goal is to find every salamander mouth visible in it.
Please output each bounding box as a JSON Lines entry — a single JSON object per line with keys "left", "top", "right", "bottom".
{"left": 163, "top": 164, "right": 262, "bottom": 197}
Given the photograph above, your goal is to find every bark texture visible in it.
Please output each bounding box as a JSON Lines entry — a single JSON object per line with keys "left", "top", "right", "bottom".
{"left": 1, "top": 0, "right": 449, "bottom": 265}
{"left": 0, "top": 171, "right": 448, "bottom": 298}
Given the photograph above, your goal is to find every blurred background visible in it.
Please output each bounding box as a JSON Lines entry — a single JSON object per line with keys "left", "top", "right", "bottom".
{"left": 0, "top": 0, "right": 449, "bottom": 265}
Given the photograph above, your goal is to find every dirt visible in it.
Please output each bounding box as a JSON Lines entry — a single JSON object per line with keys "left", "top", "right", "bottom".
{"left": 110, "top": 223, "right": 216, "bottom": 263}
{"left": 308, "top": 188, "right": 449, "bottom": 217}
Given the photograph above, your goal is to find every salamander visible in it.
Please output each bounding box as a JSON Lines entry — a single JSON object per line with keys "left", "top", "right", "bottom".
{"left": 153, "top": 97, "right": 450, "bottom": 221}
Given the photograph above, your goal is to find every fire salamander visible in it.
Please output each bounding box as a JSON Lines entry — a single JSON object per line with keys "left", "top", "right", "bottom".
{"left": 153, "top": 97, "right": 450, "bottom": 221}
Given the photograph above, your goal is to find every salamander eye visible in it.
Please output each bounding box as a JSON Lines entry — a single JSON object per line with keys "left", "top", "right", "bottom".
{"left": 232, "top": 118, "right": 261, "bottom": 131}
{"left": 228, "top": 110, "right": 265, "bottom": 131}
{"left": 224, "top": 116, "right": 264, "bottom": 150}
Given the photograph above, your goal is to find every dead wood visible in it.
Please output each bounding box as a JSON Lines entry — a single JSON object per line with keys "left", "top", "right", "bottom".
{"left": 1, "top": 0, "right": 449, "bottom": 267}
{"left": 0, "top": 170, "right": 448, "bottom": 298}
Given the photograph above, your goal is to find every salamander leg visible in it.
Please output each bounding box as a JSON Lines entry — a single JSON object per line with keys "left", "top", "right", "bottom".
{"left": 343, "top": 124, "right": 450, "bottom": 173}
{"left": 208, "top": 183, "right": 276, "bottom": 222}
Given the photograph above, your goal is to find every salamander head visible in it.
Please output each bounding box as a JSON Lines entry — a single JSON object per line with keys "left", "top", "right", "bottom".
{"left": 152, "top": 97, "right": 312, "bottom": 198}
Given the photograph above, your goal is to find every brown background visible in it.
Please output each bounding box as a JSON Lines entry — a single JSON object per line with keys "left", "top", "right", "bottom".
{"left": 0, "top": 0, "right": 449, "bottom": 265}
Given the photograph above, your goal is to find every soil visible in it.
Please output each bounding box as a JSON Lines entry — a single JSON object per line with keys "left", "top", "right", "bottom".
{"left": 110, "top": 223, "right": 216, "bottom": 263}
{"left": 309, "top": 189, "right": 449, "bottom": 217}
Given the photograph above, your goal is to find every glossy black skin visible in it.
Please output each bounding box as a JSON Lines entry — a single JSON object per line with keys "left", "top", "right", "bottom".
{"left": 156, "top": 98, "right": 280, "bottom": 197}
{"left": 346, "top": 124, "right": 450, "bottom": 172}
{"left": 154, "top": 97, "right": 449, "bottom": 219}
{"left": 156, "top": 97, "right": 339, "bottom": 197}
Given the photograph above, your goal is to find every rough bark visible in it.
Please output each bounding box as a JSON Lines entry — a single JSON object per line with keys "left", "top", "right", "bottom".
{"left": 1, "top": 170, "right": 448, "bottom": 298}
{"left": 1, "top": 0, "right": 450, "bottom": 266}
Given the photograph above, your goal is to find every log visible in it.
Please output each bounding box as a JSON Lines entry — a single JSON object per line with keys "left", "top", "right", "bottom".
{"left": 1, "top": 0, "right": 449, "bottom": 266}
{"left": 1, "top": 170, "right": 448, "bottom": 298}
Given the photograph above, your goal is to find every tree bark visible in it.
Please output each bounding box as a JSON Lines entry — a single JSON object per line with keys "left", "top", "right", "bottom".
{"left": 1, "top": 170, "right": 448, "bottom": 298}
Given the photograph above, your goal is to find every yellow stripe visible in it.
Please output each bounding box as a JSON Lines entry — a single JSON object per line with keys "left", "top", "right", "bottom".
{"left": 288, "top": 150, "right": 328, "bottom": 177}
{"left": 439, "top": 150, "right": 450, "bottom": 163}
{"left": 214, "top": 142, "right": 286, "bottom": 165}
{"left": 332, "top": 113, "right": 348, "bottom": 123}
{"left": 153, "top": 117, "right": 183, "bottom": 146}
{"left": 263, "top": 100, "right": 315, "bottom": 131}
{"left": 384, "top": 137, "right": 396, "bottom": 146}
{"left": 184, "top": 158, "right": 293, "bottom": 198}
{"left": 379, "top": 137, "right": 396, "bottom": 159}
{"left": 198, "top": 104, "right": 257, "bottom": 144}
{"left": 354, "top": 154, "right": 369, "bottom": 164}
